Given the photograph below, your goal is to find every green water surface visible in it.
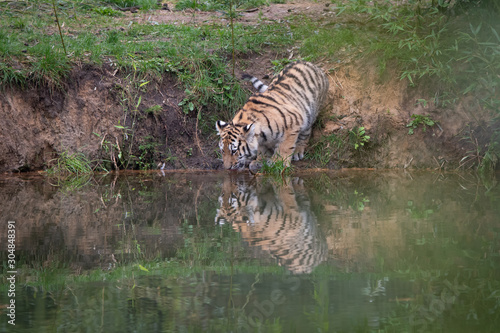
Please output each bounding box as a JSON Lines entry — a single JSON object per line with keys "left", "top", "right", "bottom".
{"left": 1, "top": 170, "right": 499, "bottom": 332}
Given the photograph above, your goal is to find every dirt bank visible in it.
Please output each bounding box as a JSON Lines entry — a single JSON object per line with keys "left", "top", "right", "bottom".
{"left": 0, "top": 56, "right": 490, "bottom": 173}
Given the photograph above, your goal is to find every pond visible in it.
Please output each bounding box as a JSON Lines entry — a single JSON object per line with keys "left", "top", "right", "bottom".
{"left": 1, "top": 170, "right": 499, "bottom": 332}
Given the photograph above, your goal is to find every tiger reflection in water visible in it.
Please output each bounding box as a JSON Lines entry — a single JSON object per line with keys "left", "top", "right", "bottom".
{"left": 215, "top": 174, "right": 327, "bottom": 274}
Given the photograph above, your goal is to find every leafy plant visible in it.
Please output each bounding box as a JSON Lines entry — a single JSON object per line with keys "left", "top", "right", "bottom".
{"left": 178, "top": 91, "right": 196, "bottom": 115}
{"left": 30, "top": 42, "right": 71, "bottom": 89}
{"left": 349, "top": 127, "right": 370, "bottom": 150}
{"left": 479, "top": 133, "right": 500, "bottom": 174}
{"left": 406, "top": 114, "right": 437, "bottom": 135}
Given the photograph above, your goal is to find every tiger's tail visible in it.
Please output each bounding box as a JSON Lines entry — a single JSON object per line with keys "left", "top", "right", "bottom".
{"left": 241, "top": 73, "right": 268, "bottom": 93}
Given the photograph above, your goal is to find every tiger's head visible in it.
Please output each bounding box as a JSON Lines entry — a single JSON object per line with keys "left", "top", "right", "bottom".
{"left": 216, "top": 121, "right": 258, "bottom": 170}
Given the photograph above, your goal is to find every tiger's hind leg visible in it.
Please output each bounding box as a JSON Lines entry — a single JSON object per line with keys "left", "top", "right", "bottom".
{"left": 292, "top": 127, "right": 313, "bottom": 161}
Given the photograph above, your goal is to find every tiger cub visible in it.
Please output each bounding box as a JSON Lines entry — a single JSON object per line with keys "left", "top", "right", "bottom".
{"left": 216, "top": 61, "right": 329, "bottom": 170}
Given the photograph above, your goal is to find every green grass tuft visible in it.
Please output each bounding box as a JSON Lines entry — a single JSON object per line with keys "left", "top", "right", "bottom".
{"left": 260, "top": 155, "right": 294, "bottom": 177}
{"left": 46, "top": 151, "right": 94, "bottom": 175}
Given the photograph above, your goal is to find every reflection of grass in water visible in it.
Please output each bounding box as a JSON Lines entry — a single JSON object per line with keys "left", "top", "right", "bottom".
{"left": 47, "top": 173, "right": 94, "bottom": 191}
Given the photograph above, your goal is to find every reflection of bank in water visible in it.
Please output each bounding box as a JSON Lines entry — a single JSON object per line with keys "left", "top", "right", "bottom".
{"left": 215, "top": 175, "right": 327, "bottom": 274}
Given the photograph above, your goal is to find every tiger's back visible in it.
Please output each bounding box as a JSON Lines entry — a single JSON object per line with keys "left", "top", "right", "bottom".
{"left": 216, "top": 61, "right": 329, "bottom": 170}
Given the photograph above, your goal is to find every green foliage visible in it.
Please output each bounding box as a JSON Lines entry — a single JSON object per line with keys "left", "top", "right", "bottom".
{"left": 260, "top": 155, "right": 294, "bottom": 177}
{"left": 270, "top": 58, "right": 300, "bottom": 74}
{"left": 459, "top": 126, "right": 500, "bottom": 173}
{"left": 144, "top": 104, "right": 162, "bottom": 116}
{"left": 105, "top": 0, "right": 158, "bottom": 10}
{"left": 30, "top": 42, "right": 71, "bottom": 88}
{"left": 175, "top": 0, "right": 277, "bottom": 12}
{"left": 176, "top": 54, "right": 249, "bottom": 121}
{"left": 0, "top": 1, "right": 293, "bottom": 95}
{"left": 0, "top": 63, "right": 28, "bottom": 88}
{"left": 46, "top": 151, "right": 94, "bottom": 175}
{"left": 406, "top": 114, "right": 437, "bottom": 135}
{"left": 306, "top": 133, "right": 345, "bottom": 167}
{"left": 295, "top": 20, "right": 360, "bottom": 60}
{"left": 349, "top": 126, "right": 370, "bottom": 150}
{"left": 331, "top": 0, "right": 500, "bottom": 113}
{"left": 350, "top": 189, "right": 369, "bottom": 212}
{"left": 137, "top": 136, "right": 161, "bottom": 170}
{"left": 479, "top": 132, "right": 500, "bottom": 174}
{"left": 317, "top": 0, "right": 500, "bottom": 170}
{"left": 114, "top": 77, "right": 150, "bottom": 169}
{"left": 93, "top": 6, "right": 123, "bottom": 16}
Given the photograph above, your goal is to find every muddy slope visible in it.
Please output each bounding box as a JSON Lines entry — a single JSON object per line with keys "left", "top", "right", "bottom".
{"left": 320, "top": 61, "right": 493, "bottom": 170}
{"left": 0, "top": 64, "right": 217, "bottom": 172}
{"left": 0, "top": 57, "right": 494, "bottom": 173}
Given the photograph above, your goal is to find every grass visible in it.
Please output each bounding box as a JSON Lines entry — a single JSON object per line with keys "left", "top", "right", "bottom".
{"left": 0, "top": 0, "right": 294, "bottom": 148}
{"left": 306, "top": 133, "right": 346, "bottom": 168}
{"left": 260, "top": 155, "right": 295, "bottom": 177}
{"left": 341, "top": 0, "right": 499, "bottom": 109}
{"left": 45, "top": 150, "right": 97, "bottom": 188}
{"left": 292, "top": 0, "right": 500, "bottom": 113}
{"left": 175, "top": 0, "right": 286, "bottom": 12}
{"left": 104, "top": 0, "right": 159, "bottom": 10}
{"left": 46, "top": 151, "right": 94, "bottom": 175}
{"left": 0, "top": 0, "right": 293, "bottom": 92}
{"left": 293, "top": 19, "right": 362, "bottom": 61}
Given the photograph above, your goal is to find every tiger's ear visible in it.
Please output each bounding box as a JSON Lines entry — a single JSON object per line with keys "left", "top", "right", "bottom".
{"left": 242, "top": 123, "right": 255, "bottom": 141}
{"left": 216, "top": 121, "right": 228, "bottom": 135}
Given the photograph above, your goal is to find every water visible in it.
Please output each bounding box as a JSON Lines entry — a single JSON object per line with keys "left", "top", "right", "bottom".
{"left": 1, "top": 170, "right": 499, "bottom": 332}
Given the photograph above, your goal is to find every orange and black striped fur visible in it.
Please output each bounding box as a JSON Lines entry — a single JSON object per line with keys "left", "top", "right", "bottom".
{"left": 216, "top": 61, "right": 329, "bottom": 170}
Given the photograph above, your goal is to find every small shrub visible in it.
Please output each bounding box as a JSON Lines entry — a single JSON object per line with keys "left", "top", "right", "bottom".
{"left": 406, "top": 114, "right": 437, "bottom": 135}
{"left": 349, "top": 127, "right": 370, "bottom": 150}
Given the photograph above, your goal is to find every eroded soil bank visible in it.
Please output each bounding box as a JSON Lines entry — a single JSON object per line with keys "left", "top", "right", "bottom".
{"left": 0, "top": 2, "right": 496, "bottom": 173}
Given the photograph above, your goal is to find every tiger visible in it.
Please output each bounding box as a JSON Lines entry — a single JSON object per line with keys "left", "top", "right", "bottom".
{"left": 216, "top": 61, "right": 330, "bottom": 170}
{"left": 241, "top": 73, "right": 269, "bottom": 93}
{"left": 215, "top": 174, "right": 328, "bottom": 274}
